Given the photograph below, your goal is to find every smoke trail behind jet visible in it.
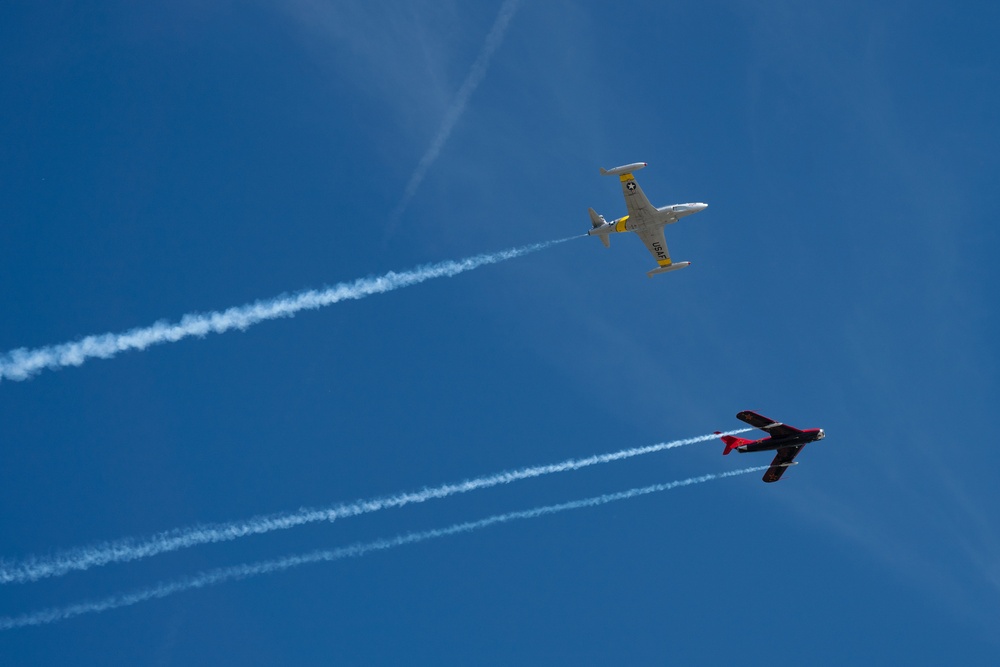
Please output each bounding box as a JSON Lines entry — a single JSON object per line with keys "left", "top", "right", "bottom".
{"left": 0, "top": 429, "right": 751, "bottom": 584}
{"left": 0, "top": 236, "right": 574, "bottom": 383}
{"left": 0, "top": 466, "right": 768, "bottom": 631}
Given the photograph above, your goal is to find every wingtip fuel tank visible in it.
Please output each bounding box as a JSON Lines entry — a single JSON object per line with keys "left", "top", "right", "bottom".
{"left": 600, "top": 162, "right": 647, "bottom": 176}
{"left": 646, "top": 261, "right": 691, "bottom": 278}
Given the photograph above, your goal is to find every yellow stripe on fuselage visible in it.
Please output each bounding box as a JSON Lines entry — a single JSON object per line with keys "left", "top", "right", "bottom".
{"left": 615, "top": 216, "right": 629, "bottom": 232}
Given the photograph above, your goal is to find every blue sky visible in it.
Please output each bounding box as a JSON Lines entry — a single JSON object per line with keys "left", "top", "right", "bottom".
{"left": 1, "top": 1, "right": 998, "bottom": 664}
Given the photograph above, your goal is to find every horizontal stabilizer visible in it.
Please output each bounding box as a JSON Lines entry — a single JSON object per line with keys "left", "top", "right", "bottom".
{"left": 647, "top": 261, "right": 691, "bottom": 278}
{"left": 588, "top": 207, "right": 605, "bottom": 228}
{"left": 716, "top": 432, "right": 753, "bottom": 455}
{"left": 588, "top": 207, "right": 611, "bottom": 248}
{"left": 600, "top": 162, "right": 647, "bottom": 176}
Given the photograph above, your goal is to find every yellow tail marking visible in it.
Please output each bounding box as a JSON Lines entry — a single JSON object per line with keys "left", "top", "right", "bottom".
{"left": 615, "top": 216, "right": 629, "bottom": 232}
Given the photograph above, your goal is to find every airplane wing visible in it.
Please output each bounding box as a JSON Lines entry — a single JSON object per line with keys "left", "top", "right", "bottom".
{"left": 736, "top": 410, "right": 802, "bottom": 438}
{"left": 634, "top": 225, "right": 673, "bottom": 268}
{"left": 762, "top": 446, "right": 804, "bottom": 483}
{"left": 618, "top": 173, "right": 658, "bottom": 225}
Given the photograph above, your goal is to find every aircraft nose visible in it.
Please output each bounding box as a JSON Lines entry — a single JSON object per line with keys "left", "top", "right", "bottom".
{"left": 693, "top": 202, "right": 708, "bottom": 212}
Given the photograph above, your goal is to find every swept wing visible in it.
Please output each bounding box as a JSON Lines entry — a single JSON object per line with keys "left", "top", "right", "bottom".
{"left": 762, "top": 446, "right": 805, "bottom": 483}
{"left": 736, "top": 410, "right": 803, "bottom": 439}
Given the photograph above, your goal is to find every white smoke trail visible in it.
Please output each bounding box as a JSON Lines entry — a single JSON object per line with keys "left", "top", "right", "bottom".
{"left": 0, "top": 429, "right": 751, "bottom": 584}
{"left": 0, "top": 466, "right": 768, "bottom": 631}
{"left": 388, "top": 0, "right": 521, "bottom": 228}
{"left": 0, "top": 236, "right": 573, "bottom": 383}
{"left": 2, "top": 2, "right": 524, "bottom": 381}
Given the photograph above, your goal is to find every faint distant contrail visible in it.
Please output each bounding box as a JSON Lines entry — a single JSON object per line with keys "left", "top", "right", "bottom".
{"left": 0, "top": 236, "right": 573, "bottom": 383}
{"left": 388, "top": 0, "right": 521, "bottom": 229}
{"left": 0, "top": 429, "right": 750, "bottom": 584}
{"left": 0, "top": 466, "right": 768, "bottom": 630}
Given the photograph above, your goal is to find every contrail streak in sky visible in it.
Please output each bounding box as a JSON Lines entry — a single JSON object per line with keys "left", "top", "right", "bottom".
{"left": 0, "top": 466, "right": 768, "bottom": 631}
{"left": 0, "top": 429, "right": 750, "bottom": 584}
{"left": 387, "top": 0, "right": 521, "bottom": 229}
{"left": 0, "top": 236, "right": 573, "bottom": 383}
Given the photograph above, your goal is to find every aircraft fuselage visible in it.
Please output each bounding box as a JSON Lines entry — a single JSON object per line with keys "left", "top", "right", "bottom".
{"left": 735, "top": 428, "right": 825, "bottom": 454}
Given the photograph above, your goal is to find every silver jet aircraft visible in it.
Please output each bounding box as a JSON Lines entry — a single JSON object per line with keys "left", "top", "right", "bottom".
{"left": 587, "top": 162, "right": 707, "bottom": 277}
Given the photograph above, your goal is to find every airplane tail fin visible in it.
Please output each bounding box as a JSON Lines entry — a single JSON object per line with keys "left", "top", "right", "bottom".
{"left": 589, "top": 208, "right": 610, "bottom": 248}
{"left": 716, "top": 431, "right": 753, "bottom": 456}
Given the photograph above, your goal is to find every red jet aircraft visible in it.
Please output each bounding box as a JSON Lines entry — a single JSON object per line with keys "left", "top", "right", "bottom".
{"left": 716, "top": 411, "right": 826, "bottom": 483}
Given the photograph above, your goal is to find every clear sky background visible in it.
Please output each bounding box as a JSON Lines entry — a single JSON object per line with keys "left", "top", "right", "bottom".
{"left": 1, "top": 1, "right": 998, "bottom": 664}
